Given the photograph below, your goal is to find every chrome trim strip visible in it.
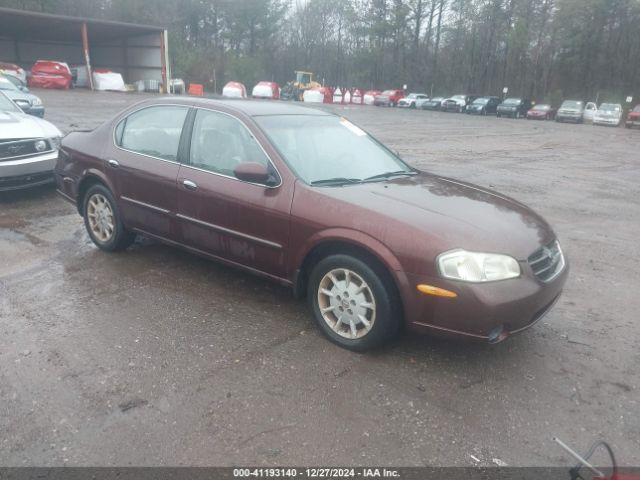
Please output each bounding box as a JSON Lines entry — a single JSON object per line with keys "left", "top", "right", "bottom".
{"left": 120, "top": 195, "right": 171, "bottom": 214}
{"left": 175, "top": 213, "right": 282, "bottom": 249}
{"left": 131, "top": 227, "right": 292, "bottom": 286}
{"left": 56, "top": 189, "right": 76, "bottom": 204}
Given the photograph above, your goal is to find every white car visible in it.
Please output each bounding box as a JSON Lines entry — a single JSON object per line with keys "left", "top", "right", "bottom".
{"left": 398, "top": 93, "right": 429, "bottom": 108}
{"left": 593, "top": 103, "right": 623, "bottom": 127}
{"left": 0, "top": 91, "right": 62, "bottom": 191}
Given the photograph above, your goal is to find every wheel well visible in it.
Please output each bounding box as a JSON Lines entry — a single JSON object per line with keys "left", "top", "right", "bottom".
{"left": 294, "top": 241, "right": 403, "bottom": 311}
{"left": 76, "top": 175, "right": 105, "bottom": 215}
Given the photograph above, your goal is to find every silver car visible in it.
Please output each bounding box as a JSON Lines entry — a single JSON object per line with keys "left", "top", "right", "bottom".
{"left": 593, "top": 103, "right": 623, "bottom": 127}
{"left": 0, "top": 91, "right": 62, "bottom": 191}
{"left": 398, "top": 93, "right": 429, "bottom": 108}
{"left": 0, "top": 74, "right": 45, "bottom": 117}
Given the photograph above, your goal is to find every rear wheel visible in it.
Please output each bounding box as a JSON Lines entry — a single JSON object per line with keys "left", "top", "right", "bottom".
{"left": 308, "top": 254, "right": 400, "bottom": 351}
{"left": 83, "top": 184, "right": 134, "bottom": 252}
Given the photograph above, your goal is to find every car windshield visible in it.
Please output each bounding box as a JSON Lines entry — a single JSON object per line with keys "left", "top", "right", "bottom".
{"left": 451, "top": 95, "right": 466, "bottom": 101}
{"left": 381, "top": 90, "right": 394, "bottom": 95}
{"left": 255, "top": 115, "right": 413, "bottom": 186}
{"left": 533, "top": 104, "right": 550, "bottom": 110}
{"left": 432, "top": 97, "right": 444, "bottom": 102}
{"left": 561, "top": 100, "right": 582, "bottom": 109}
{"left": 503, "top": 98, "right": 521, "bottom": 105}
{"left": 599, "top": 103, "right": 620, "bottom": 112}
{"left": 473, "top": 98, "right": 489, "bottom": 105}
{"left": 0, "top": 91, "right": 21, "bottom": 112}
{"left": 0, "top": 77, "right": 19, "bottom": 91}
{"left": 406, "top": 94, "right": 418, "bottom": 99}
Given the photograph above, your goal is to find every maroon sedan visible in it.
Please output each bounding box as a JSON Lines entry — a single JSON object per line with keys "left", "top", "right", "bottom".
{"left": 55, "top": 98, "right": 568, "bottom": 351}
{"left": 527, "top": 104, "right": 556, "bottom": 120}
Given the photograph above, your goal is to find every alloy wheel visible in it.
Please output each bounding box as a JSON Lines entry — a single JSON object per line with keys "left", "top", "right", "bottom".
{"left": 317, "top": 268, "right": 376, "bottom": 339}
{"left": 87, "top": 193, "right": 115, "bottom": 243}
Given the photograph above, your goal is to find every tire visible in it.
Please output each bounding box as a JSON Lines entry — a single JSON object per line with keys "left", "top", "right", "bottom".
{"left": 307, "top": 254, "right": 401, "bottom": 351}
{"left": 410, "top": 102, "right": 416, "bottom": 109}
{"left": 83, "top": 183, "right": 135, "bottom": 252}
{"left": 497, "top": 113, "right": 501, "bottom": 118}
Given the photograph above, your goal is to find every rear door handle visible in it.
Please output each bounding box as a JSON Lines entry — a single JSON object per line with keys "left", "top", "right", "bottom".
{"left": 182, "top": 179, "right": 198, "bottom": 190}
{"left": 107, "top": 159, "right": 119, "bottom": 168}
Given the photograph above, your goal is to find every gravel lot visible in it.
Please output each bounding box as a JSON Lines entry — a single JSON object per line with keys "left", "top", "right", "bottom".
{"left": 1, "top": 89, "right": 639, "bottom": 467}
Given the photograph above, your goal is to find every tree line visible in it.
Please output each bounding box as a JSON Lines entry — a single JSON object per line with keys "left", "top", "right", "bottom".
{"left": 3, "top": 0, "right": 640, "bottom": 103}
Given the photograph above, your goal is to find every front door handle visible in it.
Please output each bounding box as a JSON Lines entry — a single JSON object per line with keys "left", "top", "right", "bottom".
{"left": 182, "top": 179, "right": 198, "bottom": 190}
{"left": 107, "top": 159, "right": 119, "bottom": 168}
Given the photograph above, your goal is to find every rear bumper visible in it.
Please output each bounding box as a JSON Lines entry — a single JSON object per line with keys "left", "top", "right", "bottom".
{"left": 403, "top": 260, "right": 569, "bottom": 342}
{"left": 594, "top": 118, "right": 620, "bottom": 126}
{"left": 626, "top": 119, "right": 640, "bottom": 127}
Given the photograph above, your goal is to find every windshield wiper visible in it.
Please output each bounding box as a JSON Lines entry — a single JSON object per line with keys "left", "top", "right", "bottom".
{"left": 362, "top": 170, "right": 417, "bottom": 182}
{"left": 310, "top": 177, "right": 362, "bottom": 186}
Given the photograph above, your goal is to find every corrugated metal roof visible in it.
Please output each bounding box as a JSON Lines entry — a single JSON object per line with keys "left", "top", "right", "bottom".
{"left": 0, "top": 7, "right": 164, "bottom": 43}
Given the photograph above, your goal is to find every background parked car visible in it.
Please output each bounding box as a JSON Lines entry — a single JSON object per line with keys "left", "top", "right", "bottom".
{"left": 441, "top": 94, "right": 477, "bottom": 113}
{"left": 593, "top": 103, "right": 623, "bottom": 127}
{"left": 363, "top": 90, "right": 381, "bottom": 105}
{"left": 556, "top": 100, "right": 597, "bottom": 123}
{"left": 0, "top": 91, "right": 61, "bottom": 191}
{"left": 497, "top": 98, "right": 532, "bottom": 118}
{"left": 625, "top": 104, "right": 640, "bottom": 129}
{"left": 0, "top": 74, "right": 45, "bottom": 117}
{"left": 420, "top": 97, "right": 445, "bottom": 110}
{"left": 526, "top": 104, "right": 556, "bottom": 120}
{"left": 398, "top": 93, "right": 428, "bottom": 108}
{"left": 0, "top": 62, "right": 27, "bottom": 83}
{"left": 374, "top": 89, "right": 405, "bottom": 107}
{"left": 466, "top": 96, "right": 500, "bottom": 115}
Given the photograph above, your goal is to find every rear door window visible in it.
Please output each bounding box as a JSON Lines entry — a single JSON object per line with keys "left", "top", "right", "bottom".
{"left": 117, "top": 106, "right": 189, "bottom": 162}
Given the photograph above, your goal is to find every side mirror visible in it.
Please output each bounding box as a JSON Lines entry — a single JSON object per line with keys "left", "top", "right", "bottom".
{"left": 234, "top": 162, "right": 277, "bottom": 186}
{"left": 19, "top": 85, "right": 29, "bottom": 92}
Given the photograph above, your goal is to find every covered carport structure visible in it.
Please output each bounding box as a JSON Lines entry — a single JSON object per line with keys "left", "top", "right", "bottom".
{"left": 0, "top": 7, "right": 170, "bottom": 92}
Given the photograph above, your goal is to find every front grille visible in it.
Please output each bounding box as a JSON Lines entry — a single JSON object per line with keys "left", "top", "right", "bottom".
{"left": 528, "top": 240, "right": 565, "bottom": 282}
{"left": 0, "top": 138, "right": 52, "bottom": 161}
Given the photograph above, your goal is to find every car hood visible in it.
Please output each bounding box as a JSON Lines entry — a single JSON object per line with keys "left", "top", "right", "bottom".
{"left": 0, "top": 109, "right": 61, "bottom": 139}
{"left": 319, "top": 172, "right": 554, "bottom": 260}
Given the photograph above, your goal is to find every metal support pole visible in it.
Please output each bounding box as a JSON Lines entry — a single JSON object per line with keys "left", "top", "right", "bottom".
{"left": 160, "top": 30, "right": 169, "bottom": 94}
{"left": 81, "top": 22, "right": 94, "bottom": 90}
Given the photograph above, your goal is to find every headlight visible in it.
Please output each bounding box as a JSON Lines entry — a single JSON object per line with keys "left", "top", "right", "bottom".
{"left": 437, "top": 249, "right": 521, "bottom": 282}
{"left": 48, "top": 136, "right": 62, "bottom": 150}
{"left": 31, "top": 97, "right": 42, "bottom": 106}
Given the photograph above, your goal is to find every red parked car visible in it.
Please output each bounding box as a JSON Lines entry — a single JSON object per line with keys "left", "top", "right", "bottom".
{"left": 625, "top": 104, "right": 640, "bottom": 129}
{"left": 55, "top": 98, "right": 568, "bottom": 351}
{"left": 526, "top": 104, "right": 556, "bottom": 120}
{"left": 373, "top": 89, "right": 405, "bottom": 107}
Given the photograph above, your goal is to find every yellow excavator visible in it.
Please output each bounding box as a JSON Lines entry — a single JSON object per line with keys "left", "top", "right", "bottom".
{"left": 281, "top": 70, "right": 321, "bottom": 101}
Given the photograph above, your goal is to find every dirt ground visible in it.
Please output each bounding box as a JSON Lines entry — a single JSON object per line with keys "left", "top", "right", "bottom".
{"left": 1, "top": 89, "right": 639, "bottom": 467}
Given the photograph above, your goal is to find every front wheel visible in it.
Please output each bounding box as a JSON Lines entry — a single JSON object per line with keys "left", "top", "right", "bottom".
{"left": 83, "top": 184, "right": 135, "bottom": 252}
{"left": 308, "top": 254, "right": 401, "bottom": 351}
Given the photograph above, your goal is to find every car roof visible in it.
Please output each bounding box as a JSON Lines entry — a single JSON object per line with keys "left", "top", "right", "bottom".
{"left": 139, "top": 96, "right": 331, "bottom": 117}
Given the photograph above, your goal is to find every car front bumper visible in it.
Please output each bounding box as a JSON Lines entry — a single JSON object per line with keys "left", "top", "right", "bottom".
{"left": 626, "top": 118, "right": 640, "bottom": 127}
{"left": 556, "top": 113, "right": 582, "bottom": 122}
{"left": 594, "top": 117, "right": 620, "bottom": 126}
{"left": 0, "top": 150, "right": 57, "bottom": 191}
{"left": 403, "top": 259, "right": 569, "bottom": 342}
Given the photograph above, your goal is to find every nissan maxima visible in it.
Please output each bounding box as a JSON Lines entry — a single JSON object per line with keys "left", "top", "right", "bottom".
{"left": 55, "top": 98, "right": 568, "bottom": 351}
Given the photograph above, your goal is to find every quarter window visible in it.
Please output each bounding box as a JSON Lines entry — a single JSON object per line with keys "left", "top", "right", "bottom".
{"left": 189, "top": 109, "right": 270, "bottom": 180}
{"left": 117, "top": 106, "right": 188, "bottom": 161}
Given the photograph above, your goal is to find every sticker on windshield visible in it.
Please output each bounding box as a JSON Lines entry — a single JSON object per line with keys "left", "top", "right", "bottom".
{"left": 339, "top": 118, "right": 367, "bottom": 137}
